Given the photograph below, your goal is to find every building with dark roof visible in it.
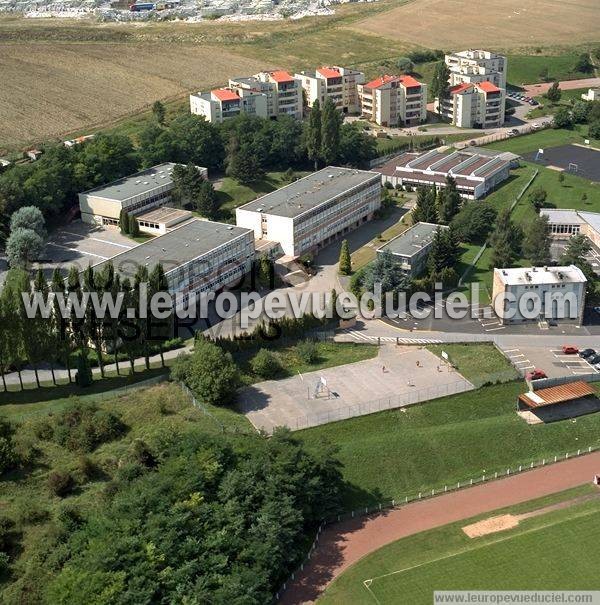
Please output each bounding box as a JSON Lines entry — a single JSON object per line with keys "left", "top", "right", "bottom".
{"left": 376, "top": 148, "right": 511, "bottom": 199}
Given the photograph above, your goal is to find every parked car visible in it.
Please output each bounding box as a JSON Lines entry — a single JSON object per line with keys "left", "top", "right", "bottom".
{"left": 593, "top": 306, "right": 600, "bottom": 315}
{"left": 526, "top": 369, "right": 547, "bottom": 381}
{"left": 562, "top": 345, "right": 579, "bottom": 355}
{"left": 588, "top": 354, "right": 600, "bottom": 365}
{"left": 579, "top": 348, "right": 596, "bottom": 358}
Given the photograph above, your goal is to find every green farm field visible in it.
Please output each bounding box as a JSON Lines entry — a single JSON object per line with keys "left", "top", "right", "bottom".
{"left": 319, "top": 486, "right": 600, "bottom": 605}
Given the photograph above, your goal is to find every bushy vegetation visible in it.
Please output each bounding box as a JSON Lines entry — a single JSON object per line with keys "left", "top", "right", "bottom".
{"left": 39, "top": 401, "right": 126, "bottom": 452}
{"left": 0, "top": 384, "right": 344, "bottom": 602}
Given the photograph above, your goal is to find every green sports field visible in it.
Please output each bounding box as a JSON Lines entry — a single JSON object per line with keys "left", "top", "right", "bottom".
{"left": 320, "top": 487, "right": 600, "bottom": 605}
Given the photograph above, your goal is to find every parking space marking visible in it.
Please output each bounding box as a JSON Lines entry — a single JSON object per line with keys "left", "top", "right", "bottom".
{"left": 45, "top": 242, "right": 109, "bottom": 260}
{"left": 59, "top": 231, "right": 134, "bottom": 249}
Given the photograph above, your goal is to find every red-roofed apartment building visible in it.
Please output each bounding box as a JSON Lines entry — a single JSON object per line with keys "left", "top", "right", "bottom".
{"left": 294, "top": 65, "right": 365, "bottom": 113}
{"left": 357, "top": 74, "right": 427, "bottom": 127}
{"left": 190, "top": 70, "right": 302, "bottom": 123}
{"left": 434, "top": 49, "right": 507, "bottom": 128}
{"left": 436, "top": 80, "right": 505, "bottom": 128}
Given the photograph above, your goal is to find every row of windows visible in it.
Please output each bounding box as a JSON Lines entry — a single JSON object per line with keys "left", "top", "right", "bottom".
{"left": 124, "top": 190, "right": 170, "bottom": 213}
{"left": 550, "top": 224, "right": 581, "bottom": 235}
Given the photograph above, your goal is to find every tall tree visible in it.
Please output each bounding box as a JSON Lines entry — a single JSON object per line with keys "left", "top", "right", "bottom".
{"left": 412, "top": 185, "right": 438, "bottom": 223}
{"left": 437, "top": 176, "right": 462, "bottom": 224}
{"left": 195, "top": 181, "right": 220, "bottom": 219}
{"left": 522, "top": 214, "right": 551, "bottom": 266}
{"left": 83, "top": 264, "right": 105, "bottom": 378}
{"left": 134, "top": 265, "right": 151, "bottom": 371}
{"left": 171, "top": 163, "right": 205, "bottom": 207}
{"left": 225, "top": 137, "right": 264, "bottom": 184}
{"left": 489, "top": 208, "right": 521, "bottom": 269}
{"left": 546, "top": 81, "right": 561, "bottom": 103}
{"left": 149, "top": 263, "right": 171, "bottom": 368}
{"left": 431, "top": 61, "right": 451, "bottom": 113}
{"left": 51, "top": 267, "right": 73, "bottom": 383}
{"left": 10, "top": 206, "right": 46, "bottom": 238}
{"left": 152, "top": 100, "right": 166, "bottom": 125}
{"left": 119, "top": 209, "right": 130, "bottom": 235}
{"left": 338, "top": 240, "right": 352, "bottom": 276}
{"left": 306, "top": 99, "right": 322, "bottom": 171}
{"left": 6, "top": 228, "right": 43, "bottom": 269}
{"left": 320, "top": 98, "right": 342, "bottom": 165}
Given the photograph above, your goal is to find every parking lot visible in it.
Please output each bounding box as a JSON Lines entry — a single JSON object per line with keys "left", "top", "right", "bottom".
{"left": 499, "top": 344, "right": 599, "bottom": 379}
{"left": 37, "top": 221, "right": 136, "bottom": 276}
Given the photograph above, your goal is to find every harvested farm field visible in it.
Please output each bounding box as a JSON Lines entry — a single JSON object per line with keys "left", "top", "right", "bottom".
{"left": 353, "top": 0, "right": 600, "bottom": 48}
{"left": 0, "top": 42, "right": 272, "bottom": 150}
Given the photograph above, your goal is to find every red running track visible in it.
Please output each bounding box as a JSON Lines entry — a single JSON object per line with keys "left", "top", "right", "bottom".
{"left": 279, "top": 451, "right": 600, "bottom": 604}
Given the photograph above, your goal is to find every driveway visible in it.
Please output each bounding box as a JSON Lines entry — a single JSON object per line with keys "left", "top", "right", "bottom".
{"left": 522, "top": 77, "right": 600, "bottom": 96}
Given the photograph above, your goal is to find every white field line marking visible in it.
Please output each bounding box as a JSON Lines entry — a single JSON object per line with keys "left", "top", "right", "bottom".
{"left": 503, "top": 348, "right": 520, "bottom": 353}
{"left": 513, "top": 360, "right": 532, "bottom": 365}
{"left": 508, "top": 354, "right": 525, "bottom": 359}
{"left": 362, "top": 579, "right": 382, "bottom": 605}
{"left": 60, "top": 231, "right": 133, "bottom": 249}
{"left": 520, "top": 365, "right": 535, "bottom": 370}
{"left": 45, "top": 242, "right": 108, "bottom": 260}
{"left": 363, "top": 507, "right": 600, "bottom": 587}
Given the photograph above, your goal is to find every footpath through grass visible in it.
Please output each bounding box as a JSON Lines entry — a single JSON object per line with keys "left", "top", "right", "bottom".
{"left": 299, "top": 381, "right": 600, "bottom": 510}
{"left": 320, "top": 485, "right": 600, "bottom": 605}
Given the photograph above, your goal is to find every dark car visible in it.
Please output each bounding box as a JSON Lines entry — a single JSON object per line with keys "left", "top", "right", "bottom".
{"left": 579, "top": 348, "right": 596, "bottom": 358}
{"left": 588, "top": 354, "right": 600, "bottom": 365}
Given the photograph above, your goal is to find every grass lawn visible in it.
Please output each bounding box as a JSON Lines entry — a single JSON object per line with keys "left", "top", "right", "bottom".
{"left": 426, "top": 343, "right": 519, "bottom": 387}
{"left": 299, "top": 381, "right": 600, "bottom": 510}
{"left": 485, "top": 126, "right": 600, "bottom": 155}
{"left": 506, "top": 53, "right": 593, "bottom": 87}
{"left": 239, "top": 341, "right": 378, "bottom": 385}
{"left": 320, "top": 485, "right": 600, "bottom": 605}
{"left": 350, "top": 205, "right": 413, "bottom": 269}
{"left": 526, "top": 87, "right": 592, "bottom": 118}
{"left": 215, "top": 171, "right": 309, "bottom": 218}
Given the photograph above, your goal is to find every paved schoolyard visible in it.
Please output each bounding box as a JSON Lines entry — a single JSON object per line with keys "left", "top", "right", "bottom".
{"left": 37, "top": 220, "right": 136, "bottom": 276}
{"left": 523, "top": 144, "right": 600, "bottom": 182}
{"left": 237, "top": 345, "right": 474, "bottom": 433}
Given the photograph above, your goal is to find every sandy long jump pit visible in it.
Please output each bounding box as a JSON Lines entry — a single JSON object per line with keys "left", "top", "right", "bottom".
{"left": 237, "top": 345, "right": 474, "bottom": 433}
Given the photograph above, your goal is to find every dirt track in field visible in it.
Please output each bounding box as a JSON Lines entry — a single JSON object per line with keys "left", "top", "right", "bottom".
{"left": 279, "top": 451, "right": 600, "bottom": 604}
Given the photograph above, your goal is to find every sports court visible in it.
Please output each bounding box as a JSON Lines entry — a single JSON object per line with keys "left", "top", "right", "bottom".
{"left": 237, "top": 345, "right": 474, "bottom": 433}
{"left": 523, "top": 144, "right": 600, "bottom": 181}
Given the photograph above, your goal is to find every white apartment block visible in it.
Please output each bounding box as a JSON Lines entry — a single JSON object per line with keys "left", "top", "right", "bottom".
{"left": 236, "top": 166, "right": 381, "bottom": 258}
{"left": 492, "top": 265, "right": 586, "bottom": 325}
{"left": 445, "top": 49, "right": 507, "bottom": 89}
{"left": 357, "top": 74, "right": 427, "bottom": 127}
{"left": 190, "top": 70, "right": 302, "bottom": 123}
{"left": 295, "top": 66, "right": 365, "bottom": 113}
{"left": 437, "top": 81, "right": 505, "bottom": 129}
{"left": 78, "top": 163, "right": 208, "bottom": 228}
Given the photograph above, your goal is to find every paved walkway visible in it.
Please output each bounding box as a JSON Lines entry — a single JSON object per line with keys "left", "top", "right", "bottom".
{"left": 523, "top": 77, "right": 600, "bottom": 96}
{"left": 279, "top": 451, "right": 600, "bottom": 604}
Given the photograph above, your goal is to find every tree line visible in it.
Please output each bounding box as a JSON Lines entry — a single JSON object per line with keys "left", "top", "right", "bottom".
{"left": 0, "top": 260, "right": 177, "bottom": 391}
{"left": 0, "top": 99, "right": 378, "bottom": 243}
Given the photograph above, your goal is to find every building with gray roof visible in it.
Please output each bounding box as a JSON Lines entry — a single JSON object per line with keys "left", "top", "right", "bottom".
{"left": 376, "top": 222, "right": 448, "bottom": 277}
{"left": 91, "top": 219, "right": 255, "bottom": 304}
{"left": 78, "top": 163, "right": 208, "bottom": 228}
{"left": 236, "top": 166, "right": 381, "bottom": 257}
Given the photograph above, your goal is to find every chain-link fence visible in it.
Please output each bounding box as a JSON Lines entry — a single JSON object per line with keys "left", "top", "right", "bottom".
{"left": 288, "top": 378, "right": 474, "bottom": 432}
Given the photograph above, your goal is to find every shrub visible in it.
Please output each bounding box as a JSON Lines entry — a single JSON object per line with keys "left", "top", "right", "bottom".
{"left": 0, "top": 419, "right": 17, "bottom": 477}
{"left": 130, "top": 439, "right": 157, "bottom": 469}
{"left": 76, "top": 455, "right": 98, "bottom": 481}
{"left": 47, "top": 470, "right": 75, "bottom": 498}
{"left": 51, "top": 402, "right": 126, "bottom": 452}
{"left": 0, "top": 552, "right": 9, "bottom": 575}
{"left": 251, "top": 349, "right": 283, "bottom": 379}
{"left": 74, "top": 353, "right": 93, "bottom": 388}
{"left": 295, "top": 340, "right": 319, "bottom": 364}
{"left": 171, "top": 339, "right": 240, "bottom": 406}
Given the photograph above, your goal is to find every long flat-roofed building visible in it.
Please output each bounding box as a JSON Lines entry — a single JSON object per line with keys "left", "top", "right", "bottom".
{"left": 357, "top": 74, "right": 427, "bottom": 127}
{"left": 376, "top": 222, "right": 448, "bottom": 277}
{"left": 91, "top": 219, "right": 255, "bottom": 305}
{"left": 78, "top": 163, "right": 208, "bottom": 227}
{"left": 235, "top": 166, "right": 381, "bottom": 257}
{"left": 377, "top": 148, "right": 511, "bottom": 199}
{"left": 492, "top": 265, "right": 586, "bottom": 325}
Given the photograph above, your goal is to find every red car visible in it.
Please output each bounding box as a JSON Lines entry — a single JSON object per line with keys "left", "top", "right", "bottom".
{"left": 562, "top": 345, "right": 579, "bottom": 355}
{"left": 526, "top": 369, "right": 547, "bottom": 381}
